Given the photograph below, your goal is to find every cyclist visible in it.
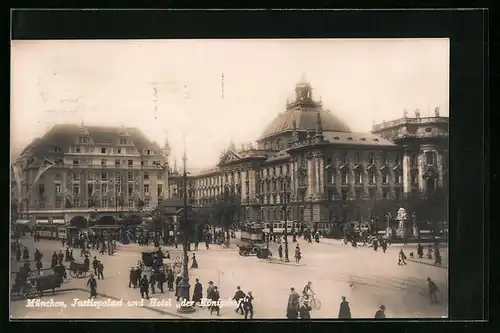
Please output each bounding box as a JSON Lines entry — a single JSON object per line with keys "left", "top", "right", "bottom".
{"left": 302, "top": 281, "right": 314, "bottom": 301}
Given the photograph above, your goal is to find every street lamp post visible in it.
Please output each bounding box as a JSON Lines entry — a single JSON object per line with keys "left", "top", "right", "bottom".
{"left": 280, "top": 177, "right": 290, "bottom": 262}
{"left": 177, "top": 148, "right": 195, "bottom": 313}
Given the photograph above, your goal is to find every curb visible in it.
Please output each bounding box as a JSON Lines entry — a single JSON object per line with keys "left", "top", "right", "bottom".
{"left": 407, "top": 259, "right": 448, "bottom": 269}
{"left": 261, "top": 260, "right": 304, "bottom": 267}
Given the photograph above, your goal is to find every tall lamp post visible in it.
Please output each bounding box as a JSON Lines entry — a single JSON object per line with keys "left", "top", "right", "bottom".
{"left": 280, "top": 177, "right": 290, "bottom": 262}
{"left": 177, "top": 146, "right": 195, "bottom": 313}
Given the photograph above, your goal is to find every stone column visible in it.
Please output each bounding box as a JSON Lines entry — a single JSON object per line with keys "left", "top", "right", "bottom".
{"left": 436, "top": 151, "right": 444, "bottom": 187}
{"left": 402, "top": 151, "right": 411, "bottom": 195}
{"left": 290, "top": 161, "right": 296, "bottom": 197}
{"left": 241, "top": 169, "right": 247, "bottom": 201}
{"left": 418, "top": 151, "right": 426, "bottom": 192}
{"left": 248, "top": 169, "right": 256, "bottom": 201}
{"left": 307, "top": 155, "right": 314, "bottom": 197}
{"left": 317, "top": 153, "right": 325, "bottom": 196}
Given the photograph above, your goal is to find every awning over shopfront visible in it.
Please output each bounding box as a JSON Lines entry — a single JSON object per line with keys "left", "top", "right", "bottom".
{"left": 52, "top": 219, "right": 66, "bottom": 224}
{"left": 36, "top": 219, "right": 49, "bottom": 224}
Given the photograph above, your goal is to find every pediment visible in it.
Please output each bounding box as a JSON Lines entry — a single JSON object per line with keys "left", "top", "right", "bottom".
{"left": 218, "top": 150, "right": 242, "bottom": 166}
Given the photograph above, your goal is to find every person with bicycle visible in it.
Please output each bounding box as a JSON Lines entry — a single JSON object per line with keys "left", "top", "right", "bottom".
{"left": 302, "top": 281, "right": 314, "bottom": 301}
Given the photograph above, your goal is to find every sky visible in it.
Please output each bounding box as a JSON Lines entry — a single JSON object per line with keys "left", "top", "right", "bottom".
{"left": 11, "top": 39, "right": 449, "bottom": 168}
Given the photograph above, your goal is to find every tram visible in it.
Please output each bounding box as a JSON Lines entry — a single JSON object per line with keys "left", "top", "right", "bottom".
{"left": 262, "top": 221, "right": 336, "bottom": 234}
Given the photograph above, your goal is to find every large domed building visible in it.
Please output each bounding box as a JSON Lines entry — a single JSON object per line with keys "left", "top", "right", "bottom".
{"left": 168, "top": 78, "right": 448, "bottom": 233}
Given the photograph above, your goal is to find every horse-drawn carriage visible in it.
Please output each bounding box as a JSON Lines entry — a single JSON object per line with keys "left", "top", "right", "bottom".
{"left": 12, "top": 272, "right": 63, "bottom": 298}
{"left": 69, "top": 261, "right": 90, "bottom": 278}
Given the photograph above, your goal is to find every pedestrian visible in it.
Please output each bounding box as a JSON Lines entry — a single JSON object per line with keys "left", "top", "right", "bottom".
{"left": 398, "top": 249, "right": 407, "bottom": 265}
{"left": 434, "top": 248, "right": 442, "bottom": 265}
{"left": 87, "top": 273, "right": 98, "bottom": 299}
{"left": 57, "top": 250, "right": 64, "bottom": 265}
{"left": 192, "top": 278, "right": 203, "bottom": 306}
{"left": 427, "top": 277, "right": 439, "bottom": 304}
{"left": 35, "top": 259, "right": 43, "bottom": 273}
{"left": 417, "top": 243, "right": 424, "bottom": 259}
{"left": 195, "top": 241, "right": 199, "bottom": 251}
{"left": 61, "top": 237, "right": 66, "bottom": 247}
{"left": 338, "top": 296, "right": 352, "bottom": 319}
{"left": 92, "top": 257, "right": 99, "bottom": 275}
{"left": 69, "top": 249, "right": 74, "bottom": 261}
{"left": 129, "top": 267, "right": 137, "bottom": 288}
{"left": 243, "top": 291, "right": 254, "bottom": 320}
{"left": 209, "top": 286, "right": 220, "bottom": 316}
{"left": 191, "top": 253, "right": 198, "bottom": 268}
{"left": 140, "top": 274, "right": 150, "bottom": 299}
{"left": 167, "top": 269, "right": 174, "bottom": 291}
{"left": 374, "top": 305, "right": 386, "bottom": 318}
{"left": 34, "top": 249, "right": 43, "bottom": 262}
{"left": 97, "top": 261, "right": 104, "bottom": 280}
{"left": 233, "top": 286, "right": 246, "bottom": 315}
{"left": 175, "top": 274, "right": 183, "bottom": 301}
{"left": 150, "top": 271, "right": 156, "bottom": 294}
{"left": 295, "top": 245, "right": 301, "bottom": 264}
{"left": 427, "top": 244, "right": 433, "bottom": 259}
{"left": 286, "top": 287, "right": 300, "bottom": 319}
{"left": 299, "top": 299, "right": 312, "bottom": 319}
{"left": 278, "top": 245, "right": 283, "bottom": 261}
{"left": 22, "top": 246, "right": 29, "bottom": 260}
{"left": 157, "top": 269, "right": 166, "bottom": 293}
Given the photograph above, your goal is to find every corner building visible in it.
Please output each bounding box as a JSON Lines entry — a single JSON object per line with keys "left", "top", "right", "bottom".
{"left": 173, "top": 79, "right": 448, "bottom": 229}
{"left": 14, "top": 124, "right": 170, "bottom": 225}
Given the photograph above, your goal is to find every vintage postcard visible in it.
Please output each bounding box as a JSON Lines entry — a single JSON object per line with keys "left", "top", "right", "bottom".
{"left": 10, "top": 38, "right": 449, "bottom": 319}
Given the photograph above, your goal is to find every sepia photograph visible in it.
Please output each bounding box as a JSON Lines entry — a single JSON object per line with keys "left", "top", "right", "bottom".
{"left": 10, "top": 38, "right": 449, "bottom": 319}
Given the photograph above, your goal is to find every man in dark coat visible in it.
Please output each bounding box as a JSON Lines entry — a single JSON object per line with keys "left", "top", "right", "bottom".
{"left": 427, "top": 277, "right": 439, "bottom": 304}
{"left": 157, "top": 269, "right": 166, "bottom": 293}
{"left": 140, "top": 274, "right": 150, "bottom": 299}
{"left": 338, "top": 296, "right": 352, "bottom": 319}
{"left": 209, "top": 286, "right": 220, "bottom": 316}
{"left": 417, "top": 243, "right": 424, "bottom": 259}
{"left": 243, "top": 291, "right": 254, "bottom": 320}
{"left": 97, "top": 261, "right": 104, "bottom": 280}
{"left": 129, "top": 267, "right": 137, "bottom": 288}
{"left": 286, "top": 287, "right": 300, "bottom": 319}
{"left": 92, "top": 257, "right": 99, "bottom": 275}
{"left": 34, "top": 249, "right": 43, "bottom": 262}
{"left": 51, "top": 251, "right": 58, "bottom": 268}
{"left": 167, "top": 269, "right": 174, "bottom": 291}
{"left": 57, "top": 250, "right": 64, "bottom": 265}
{"left": 87, "top": 273, "right": 97, "bottom": 299}
{"left": 233, "top": 286, "right": 246, "bottom": 315}
{"left": 192, "top": 278, "right": 203, "bottom": 306}
{"left": 23, "top": 247, "right": 29, "bottom": 260}
{"left": 65, "top": 247, "right": 70, "bottom": 262}
{"left": 374, "top": 305, "right": 386, "bottom": 318}
{"left": 136, "top": 267, "right": 142, "bottom": 287}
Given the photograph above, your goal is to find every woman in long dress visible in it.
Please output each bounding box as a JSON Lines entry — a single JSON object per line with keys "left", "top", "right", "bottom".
{"left": 191, "top": 253, "right": 198, "bottom": 268}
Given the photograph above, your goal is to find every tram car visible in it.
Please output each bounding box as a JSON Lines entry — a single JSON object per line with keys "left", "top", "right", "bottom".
{"left": 263, "top": 221, "right": 336, "bottom": 235}
{"left": 238, "top": 223, "right": 271, "bottom": 258}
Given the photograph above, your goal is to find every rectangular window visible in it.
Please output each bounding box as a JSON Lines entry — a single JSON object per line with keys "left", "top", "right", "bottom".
{"left": 55, "top": 184, "right": 61, "bottom": 194}
{"left": 117, "top": 148, "right": 122, "bottom": 154}
{"left": 369, "top": 171, "right": 376, "bottom": 184}
{"left": 144, "top": 184, "right": 150, "bottom": 193}
{"left": 71, "top": 184, "right": 79, "bottom": 196}
{"left": 102, "top": 184, "right": 108, "bottom": 193}
{"left": 128, "top": 160, "right": 133, "bottom": 166}
{"left": 157, "top": 184, "right": 163, "bottom": 197}
{"left": 39, "top": 184, "right": 45, "bottom": 196}
{"left": 73, "top": 160, "right": 79, "bottom": 165}
{"left": 73, "top": 198, "right": 80, "bottom": 208}
{"left": 341, "top": 189, "right": 348, "bottom": 201}
{"left": 101, "top": 148, "right": 106, "bottom": 154}
{"left": 144, "top": 198, "right": 150, "bottom": 208}
{"left": 101, "top": 172, "right": 107, "bottom": 181}
{"left": 128, "top": 184, "right": 134, "bottom": 196}
{"left": 55, "top": 198, "right": 62, "bottom": 209}
{"left": 87, "top": 171, "right": 94, "bottom": 180}
{"left": 128, "top": 171, "right": 134, "bottom": 181}
{"left": 425, "top": 151, "right": 435, "bottom": 165}
{"left": 128, "top": 199, "right": 134, "bottom": 209}
{"left": 72, "top": 172, "right": 80, "bottom": 181}
{"left": 115, "top": 172, "right": 121, "bottom": 182}
{"left": 101, "top": 159, "right": 107, "bottom": 167}
{"left": 115, "top": 159, "right": 121, "bottom": 166}
{"left": 355, "top": 170, "right": 362, "bottom": 184}
{"left": 101, "top": 198, "right": 108, "bottom": 208}
{"left": 87, "top": 184, "right": 93, "bottom": 196}
{"left": 144, "top": 172, "right": 149, "bottom": 180}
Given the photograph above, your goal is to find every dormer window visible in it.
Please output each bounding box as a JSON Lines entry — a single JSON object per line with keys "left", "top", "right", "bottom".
{"left": 120, "top": 130, "right": 129, "bottom": 137}
{"left": 51, "top": 146, "right": 62, "bottom": 153}
{"left": 101, "top": 148, "right": 106, "bottom": 154}
{"left": 119, "top": 138, "right": 128, "bottom": 145}
{"left": 79, "top": 136, "right": 89, "bottom": 144}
